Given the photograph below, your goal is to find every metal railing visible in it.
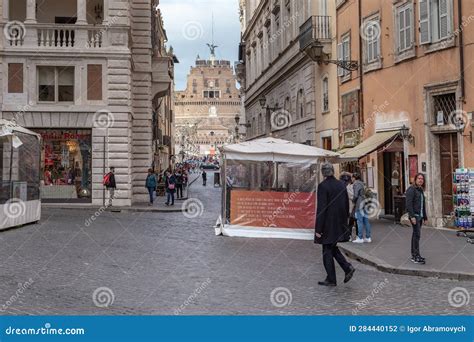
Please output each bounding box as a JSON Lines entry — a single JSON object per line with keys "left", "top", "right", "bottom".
{"left": 299, "top": 16, "right": 331, "bottom": 51}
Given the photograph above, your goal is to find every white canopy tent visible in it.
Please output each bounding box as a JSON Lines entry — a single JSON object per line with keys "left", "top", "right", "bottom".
{"left": 0, "top": 120, "right": 41, "bottom": 230}
{"left": 217, "top": 138, "right": 340, "bottom": 240}
{"left": 222, "top": 137, "right": 340, "bottom": 163}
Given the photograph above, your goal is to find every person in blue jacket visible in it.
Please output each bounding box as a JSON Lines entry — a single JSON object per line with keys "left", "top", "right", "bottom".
{"left": 145, "top": 169, "right": 157, "bottom": 206}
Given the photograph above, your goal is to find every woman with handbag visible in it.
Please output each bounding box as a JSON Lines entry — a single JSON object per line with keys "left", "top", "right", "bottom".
{"left": 165, "top": 171, "right": 177, "bottom": 206}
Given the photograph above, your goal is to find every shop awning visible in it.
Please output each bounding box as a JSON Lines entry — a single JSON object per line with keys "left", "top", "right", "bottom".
{"left": 339, "top": 130, "right": 400, "bottom": 161}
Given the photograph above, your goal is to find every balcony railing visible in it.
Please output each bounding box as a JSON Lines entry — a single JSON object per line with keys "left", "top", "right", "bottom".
{"left": 299, "top": 16, "right": 331, "bottom": 51}
{"left": 4, "top": 23, "right": 108, "bottom": 49}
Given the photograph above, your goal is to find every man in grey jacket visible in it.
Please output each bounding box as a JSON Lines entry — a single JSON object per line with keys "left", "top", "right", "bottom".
{"left": 352, "top": 173, "right": 372, "bottom": 243}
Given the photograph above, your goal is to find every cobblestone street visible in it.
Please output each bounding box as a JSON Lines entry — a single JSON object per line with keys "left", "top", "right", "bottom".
{"left": 0, "top": 176, "right": 472, "bottom": 316}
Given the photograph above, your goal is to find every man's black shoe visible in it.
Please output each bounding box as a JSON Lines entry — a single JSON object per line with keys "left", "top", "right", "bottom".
{"left": 318, "top": 280, "right": 337, "bottom": 287}
{"left": 344, "top": 266, "right": 355, "bottom": 283}
{"left": 411, "top": 256, "right": 425, "bottom": 264}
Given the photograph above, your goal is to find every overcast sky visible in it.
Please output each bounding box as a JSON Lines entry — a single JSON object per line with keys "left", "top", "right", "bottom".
{"left": 160, "top": 0, "right": 241, "bottom": 91}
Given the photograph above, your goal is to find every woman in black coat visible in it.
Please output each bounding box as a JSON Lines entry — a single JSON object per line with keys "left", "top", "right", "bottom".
{"left": 405, "top": 173, "right": 428, "bottom": 264}
{"left": 314, "top": 163, "right": 354, "bottom": 286}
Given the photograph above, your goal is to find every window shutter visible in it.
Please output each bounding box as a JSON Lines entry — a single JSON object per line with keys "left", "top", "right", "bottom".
{"left": 87, "top": 64, "right": 103, "bottom": 101}
{"left": 8, "top": 63, "right": 23, "bottom": 94}
{"left": 406, "top": 6, "right": 413, "bottom": 48}
{"left": 337, "top": 43, "right": 344, "bottom": 77}
{"left": 419, "top": 0, "right": 431, "bottom": 44}
{"left": 397, "top": 10, "right": 403, "bottom": 51}
{"left": 439, "top": 0, "right": 449, "bottom": 39}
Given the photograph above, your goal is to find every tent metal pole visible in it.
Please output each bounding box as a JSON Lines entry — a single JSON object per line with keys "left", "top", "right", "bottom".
{"left": 222, "top": 155, "right": 227, "bottom": 226}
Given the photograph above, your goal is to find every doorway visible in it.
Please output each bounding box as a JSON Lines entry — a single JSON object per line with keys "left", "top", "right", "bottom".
{"left": 383, "top": 151, "right": 405, "bottom": 215}
{"left": 439, "top": 133, "right": 459, "bottom": 215}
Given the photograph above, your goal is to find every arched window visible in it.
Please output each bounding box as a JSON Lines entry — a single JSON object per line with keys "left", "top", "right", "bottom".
{"left": 322, "top": 77, "right": 329, "bottom": 113}
{"left": 258, "top": 113, "right": 263, "bottom": 135}
{"left": 252, "top": 117, "right": 256, "bottom": 136}
{"left": 297, "top": 89, "right": 305, "bottom": 118}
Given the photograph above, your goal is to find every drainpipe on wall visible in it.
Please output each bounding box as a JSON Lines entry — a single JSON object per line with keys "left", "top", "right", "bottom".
{"left": 458, "top": 0, "right": 466, "bottom": 167}
{"left": 358, "top": 0, "right": 364, "bottom": 136}
{"left": 458, "top": 0, "right": 465, "bottom": 102}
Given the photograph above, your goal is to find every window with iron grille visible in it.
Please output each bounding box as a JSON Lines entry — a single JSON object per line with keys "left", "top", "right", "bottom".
{"left": 433, "top": 93, "right": 456, "bottom": 125}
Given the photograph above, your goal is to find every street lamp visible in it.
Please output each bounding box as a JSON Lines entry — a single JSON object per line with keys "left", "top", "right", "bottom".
{"left": 400, "top": 125, "right": 415, "bottom": 146}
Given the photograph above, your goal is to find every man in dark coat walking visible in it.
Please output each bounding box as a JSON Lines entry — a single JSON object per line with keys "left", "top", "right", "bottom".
{"left": 315, "top": 163, "right": 355, "bottom": 286}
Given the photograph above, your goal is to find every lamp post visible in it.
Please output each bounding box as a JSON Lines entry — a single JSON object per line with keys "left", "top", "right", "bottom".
{"left": 258, "top": 95, "right": 282, "bottom": 135}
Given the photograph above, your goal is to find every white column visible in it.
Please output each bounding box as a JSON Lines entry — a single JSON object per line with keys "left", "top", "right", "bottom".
{"left": 3, "top": 0, "right": 9, "bottom": 21}
{"left": 76, "top": 0, "right": 87, "bottom": 25}
{"left": 25, "top": 0, "right": 36, "bottom": 24}
{"left": 103, "top": 0, "right": 109, "bottom": 24}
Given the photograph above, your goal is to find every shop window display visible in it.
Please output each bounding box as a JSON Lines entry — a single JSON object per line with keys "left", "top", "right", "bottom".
{"left": 36, "top": 129, "right": 92, "bottom": 202}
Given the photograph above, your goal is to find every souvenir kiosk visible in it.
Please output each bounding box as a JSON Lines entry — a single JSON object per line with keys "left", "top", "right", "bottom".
{"left": 0, "top": 120, "right": 41, "bottom": 230}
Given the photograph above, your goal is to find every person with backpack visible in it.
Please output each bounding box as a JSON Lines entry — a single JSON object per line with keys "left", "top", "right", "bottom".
{"left": 175, "top": 170, "right": 184, "bottom": 199}
{"left": 145, "top": 169, "right": 157, "bottom": 206}
{"left": 340, "top": 172, "right": 358, "bottom": 239}
{"left": 405, "top": 173, "right": 428, "bottom": 265}
{"left": 165, "top": 171, "right": 177, "bottom": 206}
{"left": 352, "top": 172, "right": 371, "bottom": 243}
{"left": 202, "top": 170, "right": 207, "bottom": 186}
{"left": 103, "top": 167, "right": 117, "bottom": 207}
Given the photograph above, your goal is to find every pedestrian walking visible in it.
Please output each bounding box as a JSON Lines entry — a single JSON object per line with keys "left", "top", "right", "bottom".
{"left": 202, "top": 170, "right": 207, "bottom": 186}
{"left": 165, "top": 171, "right": 177, "bottom": 206}
{"left": 175, "top": 170, "right": 184, "bottom": 199}
{"left": 145, "top": 169, "right": 157, "bottom": 206}
{"left": 405, "top": 173, "right": 428, "bottom": 264}
{"left": 315, "top": 163, "right": 355, "bottom": 287}
{"left": 352, "top": 172, "right": 372, "bottom": 243}
{"left": 103, "top": 167, "right": 117, "bottom": 207}
{"left": 340, "top": 172, "right": 358, "bottom": 238}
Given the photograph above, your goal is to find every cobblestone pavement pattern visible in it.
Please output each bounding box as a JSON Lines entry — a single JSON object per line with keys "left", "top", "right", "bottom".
{"left": 0, "top": 173, "right": 472, "bottom": 315}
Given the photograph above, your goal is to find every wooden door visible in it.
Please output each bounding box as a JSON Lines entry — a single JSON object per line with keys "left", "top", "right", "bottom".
{"left": 439, "top": 133, "right": 459, "bottom": 215}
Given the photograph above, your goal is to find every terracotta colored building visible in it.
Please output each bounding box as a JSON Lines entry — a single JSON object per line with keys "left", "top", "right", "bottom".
{"left": 336, "top": 0, "right": 474, "bottom": 227}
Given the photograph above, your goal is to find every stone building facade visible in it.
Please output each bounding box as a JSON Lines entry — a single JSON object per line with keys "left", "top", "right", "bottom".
{"left": 237, "top": 0, "right": 339, "bottom": 151}
{"left": 336, "top": 0, "right": 474, "bottom": 227}
{"left": 0, "top": 0, "right": 176, "bottom": 206}
{"left": 175, "top": 55, "right": 242, "bottom": 158}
